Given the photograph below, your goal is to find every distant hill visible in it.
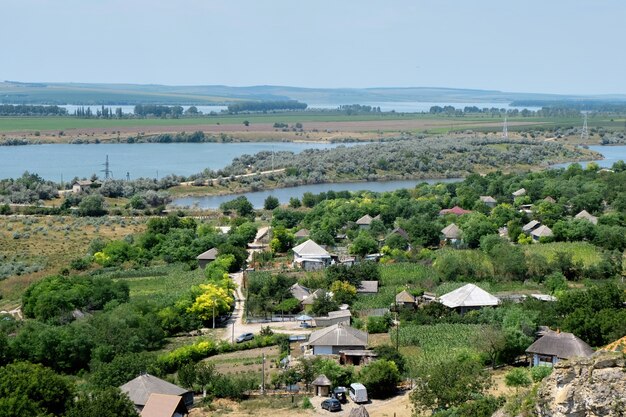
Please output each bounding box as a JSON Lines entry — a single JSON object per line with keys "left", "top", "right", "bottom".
{"left": 2, "top": 81, "right": 626, "bottom": 106}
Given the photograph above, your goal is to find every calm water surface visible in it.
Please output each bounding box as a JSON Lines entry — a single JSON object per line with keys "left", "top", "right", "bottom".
{"left": 0, "top": 142, "right": 356, "bottom": 181}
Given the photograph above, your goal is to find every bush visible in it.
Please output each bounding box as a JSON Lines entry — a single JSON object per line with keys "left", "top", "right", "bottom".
{"left": 530, "top": 365, "right": 552, "bottom": 382}
{"left": 302, "top": 397, "right": 313, "bottom": 409}
{"left": 367, "top": 314, "right": 393, "bottom": 334}
{"left": 359, "top": 359, "right": 400, "bottom": 399}
{"left": 504, "top": 368, "right": 531, "bottom": 389}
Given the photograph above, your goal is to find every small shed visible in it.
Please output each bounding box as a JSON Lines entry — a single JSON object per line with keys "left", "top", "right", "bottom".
{"left": 312, "top": 374, "right": 332, "bottom": 396}
{"left": 525, "top": 330, "right": 594, "bottom": 366}
{"left": 339, "top": 349, "right": 377, "bottom": 366}
{"left": 141, "top": 394, "right": 189, "bottom": 417}
{"left": 357, "top": 281, "right": 379, "bottom": 294}
{"left": 441, "top": 223, "right": 462, "bottom": 244}
{"left": 395, "top": 290, "right": 416, "bottom": 308}
{"left": 196, "top": 248, "right": 218, "bottom": 269}
{"left": 315, "top": 310, "right": 351, "bottom": 327}
{"left": 575, "top": 210, "right": 598, "bottom": 225}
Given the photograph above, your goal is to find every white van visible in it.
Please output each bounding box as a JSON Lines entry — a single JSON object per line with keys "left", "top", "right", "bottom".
{"left": 349, "top": 383, "right": 368, "bottom": 403}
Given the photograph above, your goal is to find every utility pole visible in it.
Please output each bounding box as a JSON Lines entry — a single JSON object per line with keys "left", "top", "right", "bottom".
{"left": 212, "top": 297, "right": 216, "bottom": 330}
{"left": 502, "top": 116, "right": 508, "bottom": 139}
{"left": 101, "top": 155, "right": 112, "bottom": 179}
{"left": 261, "top": 353, "right": 266, "bottom": 395}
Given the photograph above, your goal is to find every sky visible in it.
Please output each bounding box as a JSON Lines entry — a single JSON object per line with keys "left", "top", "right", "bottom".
{"left": 2, "top": 0, "right": 625, "bottom": 95}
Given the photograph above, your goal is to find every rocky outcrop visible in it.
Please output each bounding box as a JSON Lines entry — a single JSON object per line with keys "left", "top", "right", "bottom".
{"left": 536, "top": 352, "right": 626, "bottom": 417}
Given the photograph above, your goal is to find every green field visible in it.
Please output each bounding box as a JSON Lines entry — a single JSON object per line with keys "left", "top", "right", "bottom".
{"left": 523, "top": 242, "right": 604, "bottom": 268}
{"left": 1, "top": 112, "right": 619, "bottom": 134}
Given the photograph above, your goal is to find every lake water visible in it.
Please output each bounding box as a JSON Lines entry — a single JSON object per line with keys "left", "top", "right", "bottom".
{"left": 0, "top": 142, "right": 355, "bottom": 181}
{"left": 171, "top": 144, "right": 626, "bottom": 209}
{"left": 57, "top": 104, "right": 228, "bottom": 115}
{"left": 171, "top": 178, "right": 464, "bottom": 209}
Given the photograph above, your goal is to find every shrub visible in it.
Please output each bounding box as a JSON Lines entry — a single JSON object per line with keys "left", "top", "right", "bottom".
{"left": 367, "top": 314, "right": 393, "bottom": 334}
{"left": 530, "top": 366, "right": 552, "bottom": 382}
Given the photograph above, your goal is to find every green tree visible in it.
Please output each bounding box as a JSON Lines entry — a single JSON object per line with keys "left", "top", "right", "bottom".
{"left": 77, "top": 194, "right": 106, "bottom": 216}
{"left": 459, "top": 213, "right": 497, "bottom": 248}
{"left": 349, "top": 232, "right": 378, "bottom": 257}
{"left": 270, "top": 227, "right": 294, "bottom": 253}
{"left": 411, "top": 353, "right": 491, "bottom": 412}
{"left": 373, "top": 345, "right": 407, "bottom": 374}
{"left": 359, "top": 359, "right": 400, "bottom": 399}
{"left": 0, "top": 362, "right": 74, "bottom": 416}
{"left": 220, "top": 196, "right": 254, "bottom": 217}
{"left": 311, "top": 293, "right": 339, "bottom": 317}
{"left": 330, "top": 280, "right": 357, "bottom": 305}
{"left": 504, "top": 368, "right": 531, "bottom": 391}
{"left": 196, "top": 361, "right": 216, "bottom": 398}
{"left": 177, "top": 362, "right": 197, "bottom": 390}
{"left": 288, "top": 197, "right": 301, "bottom": 208}
{"left": 65, "top": 387, "right": 139, "bottom": 417}
{"left": 264, "top": 195, "right": 279, "bottom": 210}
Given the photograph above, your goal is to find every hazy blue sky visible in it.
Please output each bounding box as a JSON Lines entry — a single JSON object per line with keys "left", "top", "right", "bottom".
{"left": 3, "top": 0, "right": 625, "bottom": 94}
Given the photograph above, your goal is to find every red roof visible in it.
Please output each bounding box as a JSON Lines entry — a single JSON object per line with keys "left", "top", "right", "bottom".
{"left": 439, "top": 206, "right": 472, "bottom": 215}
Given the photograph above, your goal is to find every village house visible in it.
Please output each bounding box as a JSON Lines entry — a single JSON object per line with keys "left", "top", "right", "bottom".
{"left": 289, "top": 282, "right": 311, "bottom": 302}
{"left": 512, "top": 188, "right": 526, "bottom": 198}
{"left": 301, "top": 288, "right": 326, "bottom": 312}
{"left": 479, "top": 196, "right": 497, "bottom": 208}
{"left": 522, "top": 220, "right": 541, "bottom": 233}
{"left": 357, "top": 280, "right": 379, "bottom": 294}
{"left": 294, "top": 228, "right": 310, "bottom": 239}
{"left": 543, "top": 196, "right": 556, "bottom": 204}
{"left": 120, "top": 374, "right": 193, "bottom": 412}
{"left": 303, "top": 322, "right": 368, "bottom": 355}
{"left": 575, "top": 209, "right": 598, "bottom": 225}
{"left": 292, "top": 239, "right": 331, "bottom": 270}
{"left": 441, "top": 223, "right": 462, "bottom": 245}
{"left": 196, "top": 248, "right": 218, "bottom": 269}
{"left": 395, "top": 290, "right": 417, "bottom": 308}
{"left": 525, "top": 330, "right": 594, "bottom": 367}
{"left": 248, "top": 226, "right": 271, "bottom": 249}
{"left": 356, "top": 214, "right": 380, "bottom": 229}
{"left": 438, "top": 283, "right": 500, "bottom": 314}
{"left": 72, "top": 179, "right": 93, "bottom": 193}
{"left": 531, "top": 225, "right": 553, "bottom": 241}
{"left": 314, "top": 310, "right": 351, "bottom": 327}
{"left": 140, "top": 394, "right": 189, "bottom": 417}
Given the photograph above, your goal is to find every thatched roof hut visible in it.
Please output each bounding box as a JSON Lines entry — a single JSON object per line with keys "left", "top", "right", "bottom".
{"left": 526, "top": 330, "right": 593, "bottom": 366}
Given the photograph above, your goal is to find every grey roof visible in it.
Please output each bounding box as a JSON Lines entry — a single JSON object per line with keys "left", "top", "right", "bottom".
{"left": 512, "top": 188, "right": 527, "bottom": 197}
{"left": 307, "top": 323, "right": 368, "bottom": 347}
{"left": 357, "top": 280, "right": 379, "bottom": 293}
{"left": 328, "top": 310, "right": 352, "bottom": 318}
{"left": 74, "top": 180, "right": 93, "bottom": 186}
{"left": 197, "top": 247, "right": 218, "bottom": 260}
{"left": 479, "top": 196, "right": 497, "bottom": 203}
{"left": 302, "top": 289, "right": 326, "bottom": 305}
{"left": 543, "top": 196, "right": 556, "bottom": 203}
{"left": 575, "top": 210, "right": 598, "bottom": 225}
{"left": 120, "top": 374, "right": 189, "bottom": 407}
{"left": 388, "top": 227, "right": 409, "bottom": 240}
{"left": 531, "top": 225, "right": 553, "bottom": 238}
{"left": 312, "top": 374, "right": 332, "bottom": 386}
{"left": 396, "top": 290, "right": 416, "bottom": 303}
{"left": 522, "top": 220, "right": 541, "bottom": 232}
{"left": 292, "top": 239, "right": 330, "bottom": 258}
{"left": 255, "top": 226, "right": 270, "bottom": 241}
{"left": 356, "top": 214, "right": 374, "bottom": 225}
{"left": 294, "top": 228, "right": 310, "bottom": 238}
{"left": 441, "top": 223, "right": 461, "bottom": 239}
{"left": 438, "top": 284, "right": 500, "bottom": 308}
{"left": 290, "top": 283, "right": 311, "bottom": 301}
{"left": 526, "top": 330, "right": 594, "bottom": 359}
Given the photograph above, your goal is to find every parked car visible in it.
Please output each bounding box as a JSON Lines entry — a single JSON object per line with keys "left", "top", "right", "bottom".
{"left": 332, "top": 387, "right": 347, "bottom": 403}
{"left": 299, "top": 322, "right": 311, "bottom": 328}
{"left": 321, "top": 398, "right": 342, "bottom": 412}
{"left": 236, "top": 332, "right": 254, "bottom": 343}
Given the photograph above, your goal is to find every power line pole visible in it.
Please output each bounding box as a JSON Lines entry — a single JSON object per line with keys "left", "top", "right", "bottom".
{"left": 101, "top": 155, "right": 112, "bottom": 179}
{"left": 580, "top": 112, "right": 589, "bottom": 141}
{"left": 261, "top": 353, "right": 266, "bottom": 395}
{"left": 502, "top": 116, "right": 508, "bottom": 139}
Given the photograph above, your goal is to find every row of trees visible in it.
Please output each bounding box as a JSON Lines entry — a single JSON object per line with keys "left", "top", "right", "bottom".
{"left": 227, "top": 100, "right": 307, "bottom": 113}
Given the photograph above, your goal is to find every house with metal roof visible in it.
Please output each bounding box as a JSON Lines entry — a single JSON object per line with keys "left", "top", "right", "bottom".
{"left": 479, "top": 196, "right": 497, "bottom": 208}
{"left": 314, "top": 310, "right": 351, "bottom": 327}
{"left": 543, "top": 196, "right": 556, "bottom": 204}
{"left": 357, "top": 280, "right": 379, "bottom": 294}
{"left": 120, "top": 374, "right": 193, "bottom": 411}
{"left": 575, "top": 210, "right": 598, "bottom": 225}
{"left": 531, "top": 225, "right": 553, "bottom": 241}
{"left": 196, "top": 248, "right": 218, "bottom": 269}
{"left": 292, "top": 239, "right": 331, "bottom": 270}
{"left": 438, "top": 283, "right": 500, "bottom": 314}
{"left": 522, "top": 220, "right": 541, "bottom": 233}
{"left": 525, "top": 330, "right": 594, "bottom": 366}
{"left": 294, "top": 228, "right": 310, "bottom": 238}
{"left": 289, "top": 283, "right": 311, "bottom": 301}
{"left": 140, "top": 393, "right": 189, "bottom": 417}
{"left": 303, "top": 323, "right": 368, "bottom": 355}
{"left": 512, "top": 188, "right": 527, "bottom": 197}
{"left": 72, "top": 179, "right": 93, "bottom": 193}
